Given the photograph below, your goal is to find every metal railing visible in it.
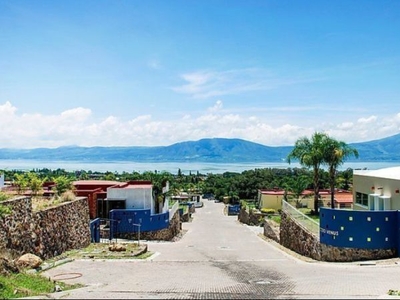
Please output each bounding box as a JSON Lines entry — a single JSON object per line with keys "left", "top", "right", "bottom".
{"left": 282, "top": 200, "right": 320, "bottom": 238}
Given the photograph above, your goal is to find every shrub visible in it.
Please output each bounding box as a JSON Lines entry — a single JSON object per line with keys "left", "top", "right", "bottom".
{"left": 261, "top": 208, "right": 276, "bottom": 214}
{"left": 61, "top": 190, "right": 76, "bottom": 203}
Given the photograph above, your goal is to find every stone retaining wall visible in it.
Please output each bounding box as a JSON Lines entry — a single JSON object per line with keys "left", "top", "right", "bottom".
{"left": 263, "top": 219, "right": 280, "bottom": 243}
{"left": 0, "top": 196, "right": 91, "bottom": 260}
{"left": 238, "top": 208, "right": 280, "bottom": 243}
{"left": 237, "top": 208, "right": 265, "bottom": 226}
{"left": 280, "top": 211, "right": 396, "bottom": 262}
{"left": 181, "top": 212, "right": 190, "bottom": 222}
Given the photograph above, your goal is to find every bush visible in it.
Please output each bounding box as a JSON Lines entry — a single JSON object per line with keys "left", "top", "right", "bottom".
{"left": 261, "top": 208, "right": 276, "bottom": 214}
{"left": 61, "top": 190, "right": 76, "bottom": 202}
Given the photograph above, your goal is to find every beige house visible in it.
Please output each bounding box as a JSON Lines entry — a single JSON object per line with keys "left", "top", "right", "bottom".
{"left": 258, "top": 188, "right": 353, "bottom": 210}
{"left": 257, "top": 189, "right": 286, "bottom": 210}
{"left": 353, "top": 166, "right": 400, "bottom": 211}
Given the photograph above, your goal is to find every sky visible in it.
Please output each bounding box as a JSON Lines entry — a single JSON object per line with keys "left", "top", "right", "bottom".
{"left": 1, "top": 0, "right": 400, "bottom": 149}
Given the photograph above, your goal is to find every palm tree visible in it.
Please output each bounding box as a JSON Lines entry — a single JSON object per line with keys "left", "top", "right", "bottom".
{"left": 324, "top": 138, "right": 359, "bottom": 209}
{"left": 283, "top": 175, "right": 310, "bottom": 208}
{"left": 287, "top": 132, "right": 329, "bottom": 215}
{"left": 336, "top": 168, "right": 354, "bottom": 190}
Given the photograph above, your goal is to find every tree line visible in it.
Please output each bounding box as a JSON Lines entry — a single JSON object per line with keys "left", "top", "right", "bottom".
{"left": 1, "top": 132, "right": 358, "bottom": 215}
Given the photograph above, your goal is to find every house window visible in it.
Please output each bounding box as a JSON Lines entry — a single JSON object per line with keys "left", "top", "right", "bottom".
{"left": 355, "top": 192, "right": 368, "bottom": 206}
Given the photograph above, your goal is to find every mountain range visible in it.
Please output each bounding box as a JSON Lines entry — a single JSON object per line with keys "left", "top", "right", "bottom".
{"left": 1, "top": 134, "right": 400, "bottom": 163}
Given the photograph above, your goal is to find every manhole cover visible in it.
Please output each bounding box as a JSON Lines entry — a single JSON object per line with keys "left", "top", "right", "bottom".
{"left": 249, "top": 279, "right": 273, "bottom": 285}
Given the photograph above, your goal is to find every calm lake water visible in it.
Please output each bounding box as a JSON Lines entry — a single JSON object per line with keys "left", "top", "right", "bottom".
{"left": 0, "top": 160, "right": 399, "bottom": 175}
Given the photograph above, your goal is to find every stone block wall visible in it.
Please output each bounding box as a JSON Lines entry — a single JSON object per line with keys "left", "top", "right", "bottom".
{"left": 181, "top": 212, "right": 190, "bottom": 222}
{"left": 280, "top": 211, "right": 396, "bottom": 262}
{"left": 0, "top": 196, "right": 91, "bottom": 260}
{"left": 0, "top": 197, "right": 33, "bottom": 256}
{"left": 31, "top": 198, "right": 91, "bottom": 259}
{"left": 263, "top": 219, "right": 280, "bottom": 243}
{"left": 280, "top": 211, "right": 322, "bottom": 260}
{"left": 238, "top": 208, "right": 266, "bottom": 226}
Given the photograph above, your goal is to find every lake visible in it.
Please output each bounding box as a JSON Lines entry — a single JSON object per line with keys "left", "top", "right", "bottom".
{"left": 0, "top": 159, "right": 399, "bottom": 175}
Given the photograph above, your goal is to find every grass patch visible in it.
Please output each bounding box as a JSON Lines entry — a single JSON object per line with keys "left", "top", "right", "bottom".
{"left": 0, "top": 272, "right": 82, "bottom": 299}
{"left": 269, "top": 215, "right": 281, "bottom": 224}
{"left": 388, "top": 290, "right": 400, "bottom": 296}
{"left": 0, "top": 242, "right": 150, "bottom": 299}
{"left": 135, "top": 252, "right": 154, "bottom": 259}
{"left": 299, "top": 208, "right": 320, "bottom": 221}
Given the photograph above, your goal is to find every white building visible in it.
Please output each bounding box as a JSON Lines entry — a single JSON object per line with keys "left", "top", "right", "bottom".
{"left": 107, "top": 181, "right": 155, "bottom": 214}
{"left": 353, "top": 166, "right": 400, "bottom": 211}
{"left": 106, "top": 180, "right": 170, "bottom": 215}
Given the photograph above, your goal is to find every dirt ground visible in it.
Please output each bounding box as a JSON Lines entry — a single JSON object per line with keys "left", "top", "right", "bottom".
{"left": 46, "top": 242, "right": 149, "bottom": 262}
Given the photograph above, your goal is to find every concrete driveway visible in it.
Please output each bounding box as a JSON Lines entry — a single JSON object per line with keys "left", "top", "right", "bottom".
{"left": 40, "top": 200, "right": 400, "bottom": 299}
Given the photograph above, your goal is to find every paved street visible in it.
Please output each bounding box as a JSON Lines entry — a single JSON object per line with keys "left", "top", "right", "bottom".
{"left": 40, "top": 200, "right": 400, "bottom": 299}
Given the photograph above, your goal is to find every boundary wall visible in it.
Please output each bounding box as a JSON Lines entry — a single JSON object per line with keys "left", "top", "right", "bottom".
{"left": 0, "top": 196, "right": 90, "bottom": 260}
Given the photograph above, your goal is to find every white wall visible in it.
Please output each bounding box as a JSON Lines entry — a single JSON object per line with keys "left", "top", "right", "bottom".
{"left": 353, "top": 173, "right": 400, "bottom": 211}
{"left": 107, "top": 187, "right": 154, "bottom": 214}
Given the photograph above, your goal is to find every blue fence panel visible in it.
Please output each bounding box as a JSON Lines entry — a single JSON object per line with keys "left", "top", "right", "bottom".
{"left": 90, "top": 218, "right": 100, "bottom": 243}
{"left": 320, "top": 208, "right": 398, "bottom": 250}
{"left": 228, "top": 204, "right": 241, "bottom": 215}
{"left": 148, "top": 212, "right": 170, "bottom": 231}
{"left": 398, "top": 211, "right": 400, "bottom": 254}
{"left": 109, "top": 209, "right": 170, "bottom": 235}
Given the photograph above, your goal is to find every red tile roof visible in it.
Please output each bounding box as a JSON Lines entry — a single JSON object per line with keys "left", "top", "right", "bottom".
{"left": 259, "top": 188, "right": 353, "bottom": 203}
{"left": 334, "top": 192, "right": 353, "bottom": 203}
{"left": 73, "top": 180, "right": 122, "bottom": 186}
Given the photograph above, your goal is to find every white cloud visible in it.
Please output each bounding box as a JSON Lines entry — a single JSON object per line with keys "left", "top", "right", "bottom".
{"left": 60, "top": 107, "right": 92, "bottom": 121}
{"left": 207, "top": 100, "right": 223, "bottom": 112}
{"left": 0, "top": 101, "right": 399, "bottom": 149}
{"left": 337, "top": 122, "right": 354, "bottom": 130}
{"left": 171, "top": 68, "right": 322, "bottom": 99}
{"left": 0, "top": 101, "right": 17, "bottom": 116}
{"left": 357, "top": 115, "right": 377, "bottom": 124}
{"left": 171, "top": 71, "right": 214, "bottom": 96}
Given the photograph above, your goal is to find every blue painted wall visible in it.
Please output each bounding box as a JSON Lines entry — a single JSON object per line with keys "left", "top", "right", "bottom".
{"left": 109, "top": 209, "right": 170, "bottom": 237}
{"left": 398, "top": 211, "right": 400, "bottom": 252}
{"left": 228, "top": 204, "right": 241, "bottom": 215}
{"left": 320, "top": 208, "right": 399, "bottom": 250}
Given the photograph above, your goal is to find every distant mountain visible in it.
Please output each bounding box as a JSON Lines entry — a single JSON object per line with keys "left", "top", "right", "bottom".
{"left": 0, "top": 134, "right": 400, "bottom": 163}
{"left": 350, "top": 133, "right": 400, "bottom": 161}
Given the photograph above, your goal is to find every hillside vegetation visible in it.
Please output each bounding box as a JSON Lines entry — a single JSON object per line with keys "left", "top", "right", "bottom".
{"left": 1, "top": 134, "right": 400, "bottom": 162}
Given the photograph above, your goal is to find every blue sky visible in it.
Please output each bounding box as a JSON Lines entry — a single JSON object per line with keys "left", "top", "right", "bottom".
{"left": 1, "top": 0, "right": 399, "bottom": 148}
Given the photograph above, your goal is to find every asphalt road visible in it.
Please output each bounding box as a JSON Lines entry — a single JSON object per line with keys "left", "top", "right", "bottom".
{"left": 38, "top": 200, "right": 400, "bottom": 299}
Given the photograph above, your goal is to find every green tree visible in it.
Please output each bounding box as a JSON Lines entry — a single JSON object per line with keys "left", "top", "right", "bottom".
{"left": 27, "top": 172, "right": 45, "bottom": 196}
{"left": 324, "top": 138, "right": 359, "bottom": 209}
{"left": 14, "top": 173, "right": 28, "bottom": 194}
{"left": 283, "top": 175, "right": 310, "bottom": 208}
{"left": 53, "top": 175, "right": 73, "bottom": 196}
{"left": 336, "top": 168, "right": 354, "bottom": 190}
{"left": 287, "top": 132, "right": 330, "bottom": 214}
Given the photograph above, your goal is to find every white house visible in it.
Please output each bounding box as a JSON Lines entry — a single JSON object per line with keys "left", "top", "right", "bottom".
{"left": 353, "top": 166, "right": 400, "bottom": 211}
{"left": 107, "top": 181, "right": 155, "bottom": 214}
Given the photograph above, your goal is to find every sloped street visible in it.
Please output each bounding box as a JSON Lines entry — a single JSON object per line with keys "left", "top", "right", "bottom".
{"left": 40, "top": 200, "right": 400, "bottom": 299}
